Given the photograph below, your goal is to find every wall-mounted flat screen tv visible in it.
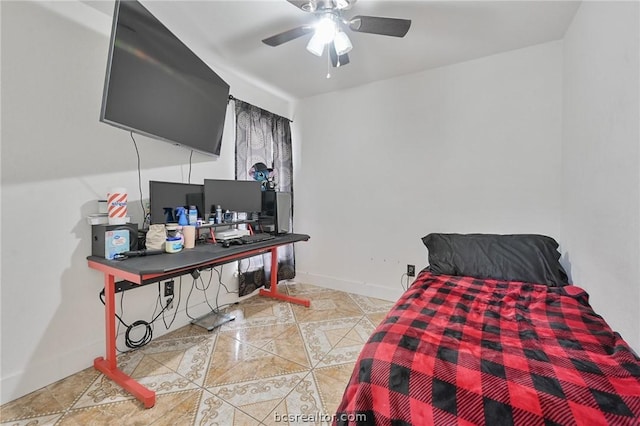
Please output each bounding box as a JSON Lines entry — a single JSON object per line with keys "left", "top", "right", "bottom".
{"left": 100, "top": 0, "right": 230, "bottom": 156}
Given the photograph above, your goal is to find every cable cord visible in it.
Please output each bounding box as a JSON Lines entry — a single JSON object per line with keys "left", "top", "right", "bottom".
{"left": 188, "top": 150, "right": 193, "bottom": 184}
{"left": 99, "top": 285, "right": 173, "bottom": 351}
{"left": 400, "top": 273, "right": 410, "bottom": 291}
{"left": 200, "top": 269, "right": 219, "bottom": 313}
{"left": 129, "top": 132, "right": 149, "bottom": 227}
{"left": 162, "top": 277, "right": 181, "bottom": 329}
{"left": 185, "top": 267, "right": 238, "bottom": 319}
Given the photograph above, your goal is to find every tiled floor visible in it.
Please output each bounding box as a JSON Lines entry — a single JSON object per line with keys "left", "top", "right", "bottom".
{"left": 0, "top": 283, "right": 395, "bottom": 425}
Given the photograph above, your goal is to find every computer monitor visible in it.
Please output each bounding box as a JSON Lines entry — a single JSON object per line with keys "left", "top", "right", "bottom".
{"left": 149, "top": 181, "right": 203, "bottom": 224}
{"left": 203, "top": 179, "right": 262, "bottom": 215}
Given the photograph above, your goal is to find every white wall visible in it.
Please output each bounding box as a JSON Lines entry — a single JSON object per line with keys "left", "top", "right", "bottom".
{"left": 294, "top": 41, "right": 564, "bottom": 301}
{"left": 0, "top": 1, "right": 292, "bottom": 403}
{"left": 561, "top": 1, "right": 640, "bottom": 350}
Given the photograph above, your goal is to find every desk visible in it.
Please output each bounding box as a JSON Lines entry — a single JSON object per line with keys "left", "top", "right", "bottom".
{"left": 87, "top": 233, "right": 310, "bottom": 408}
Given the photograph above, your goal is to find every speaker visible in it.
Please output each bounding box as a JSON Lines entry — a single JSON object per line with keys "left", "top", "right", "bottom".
{"left": 261, "top": 191, "right": 292, "bottom": 234}
{"left": 92, "top": 223, "right": 138, "bottom": 258}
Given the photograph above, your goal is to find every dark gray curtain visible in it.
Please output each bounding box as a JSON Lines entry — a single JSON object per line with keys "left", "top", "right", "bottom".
{"left": 234, "top": 100, "right": 295, "bottom": 296}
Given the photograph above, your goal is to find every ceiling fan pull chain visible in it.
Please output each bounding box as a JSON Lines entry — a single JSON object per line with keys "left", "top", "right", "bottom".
{"left": 326, "top": 48, "right": 332, "bottom": 79}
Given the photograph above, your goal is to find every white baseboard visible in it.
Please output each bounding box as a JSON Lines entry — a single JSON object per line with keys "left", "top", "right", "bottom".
{"left": 294, "top": 271, "right": 403, "bottom": 302}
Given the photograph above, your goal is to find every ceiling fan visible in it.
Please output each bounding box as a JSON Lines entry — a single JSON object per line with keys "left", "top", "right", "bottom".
{"left": 262, "top": 0, "right": 411, "bottom": 68}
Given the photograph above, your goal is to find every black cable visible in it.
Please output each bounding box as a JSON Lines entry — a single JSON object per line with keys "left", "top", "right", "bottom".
{"left": 185, "top": 278, "right": 198, "bottom": 320}
{"left": 215, "top": 264, "right": 237, "bottom": 294}
{"left": 214, "top": 267, "right": 222, "bottom": 312}
{"left": 188, "top": 150, "right": 193, "bottom": 184}
{"left": 186, "top": 268, "right": 239, "bottom": 319}
{"left": 125, "top": 320, "right": 154, "bottom": 349}
{"left": 163, "top": 277, "right": 181, "bottom": 329}
{"left": 99, "top": 285, "right": 173, "bottom": 350}
{"left": 129, "top": 132, "right": 148, "bottom": 227}
{"left": 199, "top": 269, "right": 218, "bottom": 312}
{"left": 400, "top": 273, "right": 409, "bottom": 291}
{"left": 115, "top": 291, "right": 125, "bottom": 353}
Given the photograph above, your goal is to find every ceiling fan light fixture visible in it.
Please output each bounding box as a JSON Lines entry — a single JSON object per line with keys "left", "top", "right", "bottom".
{"left": 306, "top": 32, "right": 325, "bottom": 56}
{"left": 333, "top": 31, "right": 352, "bottom": 55}
{"left": 315, "top": 15, "right": 337, "bottom": 44}
{"left": 335, "top": 0, "right": 350, "bottom": 9}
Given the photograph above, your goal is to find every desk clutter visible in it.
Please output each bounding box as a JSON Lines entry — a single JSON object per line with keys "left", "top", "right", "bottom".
{"left": 89, "top": 179, "right": 293, "bottom": 260}
{"left": 92, "top": 221, "right": 275, "bottom": 259}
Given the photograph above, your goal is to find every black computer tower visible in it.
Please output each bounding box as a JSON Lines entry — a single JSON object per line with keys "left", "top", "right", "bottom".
{"left": 261, "top": 191, "right": 292, "bottom": 234}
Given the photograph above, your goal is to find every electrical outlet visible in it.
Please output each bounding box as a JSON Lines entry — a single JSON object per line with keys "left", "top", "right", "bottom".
{"left": 164, "top": 280, "right": 174, "bottom": 297}
{"left": 166, "top": 297, "right": 174, "bottom": 311}
{"left": 407, "top": 264, "right": 416, "bottom": 277}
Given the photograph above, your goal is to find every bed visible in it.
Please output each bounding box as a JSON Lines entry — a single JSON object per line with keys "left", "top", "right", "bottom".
{"left": 335, "top": 233, "right": 640, "bottom": 425}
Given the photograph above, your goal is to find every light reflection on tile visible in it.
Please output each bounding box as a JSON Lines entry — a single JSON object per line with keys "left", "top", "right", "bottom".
{"left": 262, "top": 325, "right": 311, "bottom": 368}
{"left": 1, "top": 282, "right": 394, "bottom": 426}
{"left": 204, "top": 334, "right": 308, "bottom": 388}
{"left": 221, "top": 298, "right": 296, "bottom": 331}
{"left": 221, "top": 323, "right": 293, "bottom": 348}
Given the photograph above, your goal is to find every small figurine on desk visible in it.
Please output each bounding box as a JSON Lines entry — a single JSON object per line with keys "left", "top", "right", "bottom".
{"left": 250, "top": 162, "right": 277, "bottom": 191}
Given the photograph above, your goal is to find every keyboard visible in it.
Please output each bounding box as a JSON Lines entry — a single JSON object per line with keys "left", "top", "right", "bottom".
{"left": 240, "top": 233, "right": 275, "bottom": 244}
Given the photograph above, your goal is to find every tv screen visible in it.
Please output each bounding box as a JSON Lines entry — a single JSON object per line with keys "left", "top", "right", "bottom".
{"left": 149, "top": 181, "right": 203, "bottom": 224}
{"left": 100, "top": 0, "right": 230, "bottom": 156}
{"left": 203, "top": 179, "right": 262, "bottom": 215}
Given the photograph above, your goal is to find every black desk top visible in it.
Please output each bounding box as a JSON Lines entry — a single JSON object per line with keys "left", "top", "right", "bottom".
{"left": 87, "top": 233, "right": 310, "bottom": 278}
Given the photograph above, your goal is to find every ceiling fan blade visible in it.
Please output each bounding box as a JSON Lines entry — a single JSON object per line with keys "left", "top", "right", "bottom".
{"left": 349, "top": 15, "right": 411, "bottom": 37}
{"left": 262, "top": 26, "right": 313, "bottom": 46}
{"left": 329, "top": 44, "right": 350, "bottom": 67}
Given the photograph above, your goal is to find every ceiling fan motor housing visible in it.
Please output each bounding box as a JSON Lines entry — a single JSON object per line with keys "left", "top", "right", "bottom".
{"left": 301, "top": 0, "right": 356, "bottom": 13}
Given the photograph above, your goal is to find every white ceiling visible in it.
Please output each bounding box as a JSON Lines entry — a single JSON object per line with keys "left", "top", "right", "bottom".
{"left": 90, "top": 0, "right": 582, "bottom": 100}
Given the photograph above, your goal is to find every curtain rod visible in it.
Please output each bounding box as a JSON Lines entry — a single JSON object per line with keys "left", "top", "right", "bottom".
{"left": 228, "top": 94, "right": 293, "bottom": 123}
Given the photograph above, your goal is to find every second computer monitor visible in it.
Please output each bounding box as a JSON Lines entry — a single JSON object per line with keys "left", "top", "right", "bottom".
{"left": 149, "top": 180, "right": 204, "bottom": 224}
{"left": 203, "top": 179, "right": 262, "bottom": 216}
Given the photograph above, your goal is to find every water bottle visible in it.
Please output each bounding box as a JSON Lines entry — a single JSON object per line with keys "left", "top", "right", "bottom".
{"left": 188, "top": 205, "right": 198, "bottom": 225}
{"left": 215, "top": 205, "right": 223, "bottom": 224}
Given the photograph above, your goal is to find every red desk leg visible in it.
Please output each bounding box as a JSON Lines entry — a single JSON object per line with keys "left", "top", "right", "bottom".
{"left": 259, "top": 247, "right": 310, "bottom": 307}
{"left": 93, "top": 273, "right": 156, "bottom": 408}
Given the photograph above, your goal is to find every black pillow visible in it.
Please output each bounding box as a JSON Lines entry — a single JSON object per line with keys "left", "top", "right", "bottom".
{"left": 422, "top": 233, "right": 569, "bottom": 287}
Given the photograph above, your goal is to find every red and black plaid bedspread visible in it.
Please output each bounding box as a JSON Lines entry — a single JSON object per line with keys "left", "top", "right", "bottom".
{"left": 335, "top": 272, "right": 640, "bottom": 425}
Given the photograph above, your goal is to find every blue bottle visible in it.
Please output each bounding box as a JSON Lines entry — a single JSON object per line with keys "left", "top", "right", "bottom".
{"left": 188, "top": 205, "right": 198, "bottom": 225}
{"left": 176, "top": 207, "right": 188, "bottom": 226}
